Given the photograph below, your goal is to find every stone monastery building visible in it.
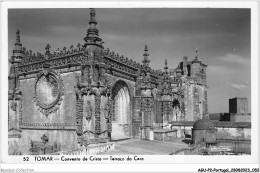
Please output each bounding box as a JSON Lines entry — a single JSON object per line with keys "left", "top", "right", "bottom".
{"left": 8, "top": 8, "right": 208, "bottom": 155}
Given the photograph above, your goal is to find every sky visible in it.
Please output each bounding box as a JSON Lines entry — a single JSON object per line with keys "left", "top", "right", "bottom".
{"left": 8, "top": 8, "right": 251, "bottom": 113}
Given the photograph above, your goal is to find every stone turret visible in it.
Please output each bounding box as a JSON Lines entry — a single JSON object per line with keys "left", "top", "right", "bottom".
{"left": 142, "top": 45, "right": 150, "bottom": 68}
{"left": 8, "top": 30, "right": 23, "bottom": 145}
{"left": 9, "top": 30, "right": 25, "bottom": 93}
{"left": 164, "top": 59, "right": 168, "bottom": 74}
{"left": 191, "top": 49, "right": 201, "bottom": 77}
{"left": 139, "top": 45, "right": 152, "bottom": 96}
{"left": 183, "top": 56, "right": 188, "bottom": 76}
{"left": 176, "top": 65, "right": 182, "bottom": 78}
{"left": 84, "top": 8, "right": 104, "bottom": 50}
{"left": 160, "top": 59, "right": 173, "bottom": 102}
{"left": 82, "top": 8, "right": 106, "bottom": 86}
{"left": 10, "top": 30, "right": 25, "bottom": 62}
{"left": 45, "top": 44, "right": 51, "bottom": 59}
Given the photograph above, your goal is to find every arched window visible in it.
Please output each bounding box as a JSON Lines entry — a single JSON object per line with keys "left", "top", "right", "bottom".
{"left": 111, "top": 81, "right": 130, "bottom": 124}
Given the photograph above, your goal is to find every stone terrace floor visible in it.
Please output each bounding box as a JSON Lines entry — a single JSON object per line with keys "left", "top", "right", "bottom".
{"left": 99, "top": 138, "right": 189, "bottom": 155}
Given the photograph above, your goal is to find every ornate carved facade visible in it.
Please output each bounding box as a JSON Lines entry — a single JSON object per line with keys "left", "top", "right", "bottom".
{"left": 8, "top": 8, "right": 208, "bottom": 155}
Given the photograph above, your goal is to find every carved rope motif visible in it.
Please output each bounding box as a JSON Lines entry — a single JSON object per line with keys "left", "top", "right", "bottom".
{"left": 76, "top": 95, "right": 84, "bottom": 135}
{"left": 94, "top": 95, "right": 101, "bottom": 137}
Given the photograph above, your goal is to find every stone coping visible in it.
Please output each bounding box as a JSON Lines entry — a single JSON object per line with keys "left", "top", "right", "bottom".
{"left": 153, "top": 128, "right": 177, "bottom": 133}
{"left": 169, "top": 121, "right": 251, "bottom": 128}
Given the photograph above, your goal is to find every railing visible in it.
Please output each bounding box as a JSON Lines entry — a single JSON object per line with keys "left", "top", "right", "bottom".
{"left": 216, "top": 139, "right": 251, "bottom": 151}
{"left": 173, "top": 139, "right": 251, "bottom": 155}
{"left": 51, "top": 142, "right": 115, "bottom": 155}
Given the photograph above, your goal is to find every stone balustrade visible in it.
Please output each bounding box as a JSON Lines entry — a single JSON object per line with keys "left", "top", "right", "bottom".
{"left": 53, "top": 142, "right": 115, "bottom": 155}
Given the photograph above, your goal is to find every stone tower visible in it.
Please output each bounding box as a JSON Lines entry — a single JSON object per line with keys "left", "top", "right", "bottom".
{"left": 174, "top": 50, "right": 208, "bottom": 122}
{"left": 229, "top": 97, "right": 248, "bottom": 114}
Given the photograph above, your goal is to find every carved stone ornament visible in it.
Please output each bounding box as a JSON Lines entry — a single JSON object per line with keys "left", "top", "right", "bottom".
{"left": 34, "top": 69, "right": 64, "bottom": 117}
{"left": 10, "top": 100, "right": 17, "bottom": 111}
{"left": 85, "top": 100, "right": 92, "bottom": 121}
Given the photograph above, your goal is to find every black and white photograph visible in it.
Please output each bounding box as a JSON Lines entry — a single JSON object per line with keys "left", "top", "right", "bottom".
{"left": 1, "top": 1, "right": 259, "bottom": 172}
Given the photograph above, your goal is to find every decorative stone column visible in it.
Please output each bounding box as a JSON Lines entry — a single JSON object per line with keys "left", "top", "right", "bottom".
{"left": 94, "top": 94, "right": 101, "bottom": 137}
{"left": 136, "top": 45, "right": 155, "bottom": 140}
{"left": 8, "top": 29, "right": 25, "bottom": 155}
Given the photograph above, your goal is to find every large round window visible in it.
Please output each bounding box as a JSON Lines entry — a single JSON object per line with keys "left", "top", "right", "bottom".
{"left": 34, "top": 71, "right": 63, "bottom": 112}
{"left": 35, "top": 74, "right": 60, "bottom": 109}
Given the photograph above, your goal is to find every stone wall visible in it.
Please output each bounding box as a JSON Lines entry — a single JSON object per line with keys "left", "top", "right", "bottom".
{"left": 216, "top": 127, "right": 251, "bottom": 140}
{"left": 170, "top": 123, "right": 251, "bottom": 142}
{"left": 20, "top": 71, "right": 78, "bottom": 130}
{"left": 13, "top": 71, "right": 80, "bottom": 154}
{"left": 9, "top": 65, "right": 139, "bottom": 154}
{"left": 19, "top": 129, "right": 78, "bottom": 155}
{"left": 8, "top": 137, "right": 22, "bottom": 155}
{"left": 231, "top": 114, "right": 251, "bottom": 123}
{"left": 184, "top": 84, "right": 207, "bottom": 122}
{"left": 8, "top": 99, "right": 22, "bottom": 131}
{"left": 192, "top": 129, "right": 217, "bottom": 143}
{"left": 229, "top": 97, "right": 248, "bottom": 114}
{"left": 170, "top": 125, "right": 193, "bottom": 138}
{"left": 153, "top": 129, "right": 177, "bottom": 141}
